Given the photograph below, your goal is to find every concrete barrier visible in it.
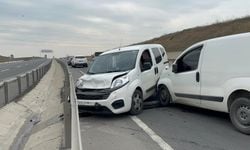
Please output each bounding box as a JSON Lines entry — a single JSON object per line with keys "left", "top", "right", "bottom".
{"left": 0, "top": 60, "right": 52, "bottom": 108}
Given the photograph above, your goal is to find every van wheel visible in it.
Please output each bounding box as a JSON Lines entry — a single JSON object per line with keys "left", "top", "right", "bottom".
{"left": 230, "top": 97, "right": 250, "bottom": 134}
{"left": 158, "top": 85, "right": 171, "bottom": 106}
{"left": 130, "top": 90, "right": 143, "bottom": 115}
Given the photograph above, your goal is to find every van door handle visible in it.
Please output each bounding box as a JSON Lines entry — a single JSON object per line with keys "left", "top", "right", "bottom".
{"left": 196, "top": 72, "right": 200, "bottom": 82}
{"left": 154, "top": 67, "right": 158, "bottom": 74}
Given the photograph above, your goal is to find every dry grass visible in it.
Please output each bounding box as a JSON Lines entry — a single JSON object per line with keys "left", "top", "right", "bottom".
{"left": 137, "top": 16, "right": 250, "bottom": 52}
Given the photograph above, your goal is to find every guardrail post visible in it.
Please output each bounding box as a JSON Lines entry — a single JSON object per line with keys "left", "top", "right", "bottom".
{"left": 32, "top": 70, "right": 35, "bottom": 83}
{"left": 38, "top": 68, "right": 41, "bottom": 79}
{"left": 41, "top": 67, "right": 43, "bottom": 76}
{"left": 17, "top": 76, "right": 22, "bottom": 95}
{"left": 3, "top": 82, "right": 8, "bottom": 104}
{"left": 26, "top": 73, "right": 29, "bottom": 88}
{"left": 36, "top": 69, "right": 39, "bottom": 81}
{"left": 43, "top": 66, "right": 45, "bottom": 75}
{"left": 39, "top": 68, "right": 41, "bottom": 77}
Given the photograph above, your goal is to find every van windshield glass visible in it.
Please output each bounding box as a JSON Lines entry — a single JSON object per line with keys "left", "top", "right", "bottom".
{"left": 88, "top": 50, "right": 138, "bottom": 74}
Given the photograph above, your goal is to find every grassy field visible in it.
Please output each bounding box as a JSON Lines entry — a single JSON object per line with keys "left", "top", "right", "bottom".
{"left": 137, "top": 16, "right": 250, "bottom": 52}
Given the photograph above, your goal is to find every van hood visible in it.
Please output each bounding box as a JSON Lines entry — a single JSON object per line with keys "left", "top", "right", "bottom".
{"left": 78, "top": 71, "right": 128, "bottom": 89}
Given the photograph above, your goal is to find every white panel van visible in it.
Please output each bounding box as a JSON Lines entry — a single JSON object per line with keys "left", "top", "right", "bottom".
{"left": 158, "top": 33, "right": 250, "bottom": 134}
{"left": 76, "top": 44, "right": 168, "bottom": 115}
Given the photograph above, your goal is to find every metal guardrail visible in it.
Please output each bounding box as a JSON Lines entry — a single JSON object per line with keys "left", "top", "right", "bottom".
{"left": 69, "top": 73, "right": 83, "bottom": 150}
{"left": 0, "top": 59, "right": 52, "bottom": 108}
{"left": 56, "top": 59, "right": 82, "bottom": 150}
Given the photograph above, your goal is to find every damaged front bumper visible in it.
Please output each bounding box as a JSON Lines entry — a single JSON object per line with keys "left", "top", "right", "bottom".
{"left": 76, "top": 85, "right": 131, "bottom": 114}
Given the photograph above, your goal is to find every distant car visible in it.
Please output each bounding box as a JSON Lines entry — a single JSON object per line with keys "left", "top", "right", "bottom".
{"left": 67, "top": 57, "right": 73, "bottom": 66}
{"left": 157, "top": 33, "right": 250, "bottom": 134}
{"left": 71, "top": 56, "right": 88, "bottom": 67}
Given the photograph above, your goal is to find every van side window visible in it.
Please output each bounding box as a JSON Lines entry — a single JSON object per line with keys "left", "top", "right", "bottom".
{"left": 160, "top": 48, "right": 165, "bottom": 57}
{"left": 152, "top": 48, "right": 162, "bottom": 64}
{"left": 140, "top": 50, "right": 153, "bottom": 72}
{"left": 176, "top": 45, "right": 203, "bottom": 73}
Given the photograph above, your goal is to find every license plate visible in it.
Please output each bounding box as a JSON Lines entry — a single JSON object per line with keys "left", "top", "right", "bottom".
{"left": 78, "top": 101, "right": 94, "bottom": 106}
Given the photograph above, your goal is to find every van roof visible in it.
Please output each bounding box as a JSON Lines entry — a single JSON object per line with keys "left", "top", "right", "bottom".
{"left": 197, "top": 32, "right": 250, "bottom": 46}
{"left": 102, "top": 44, "right": 163, "bottom": 55}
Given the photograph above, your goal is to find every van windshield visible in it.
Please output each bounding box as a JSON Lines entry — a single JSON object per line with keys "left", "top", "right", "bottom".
{"left": 88, "top": 50, "right": 138, "bottom": 74}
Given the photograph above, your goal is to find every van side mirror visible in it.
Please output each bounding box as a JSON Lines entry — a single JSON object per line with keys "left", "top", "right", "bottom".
{"left": 142, "top": 62, "right": 152, "bottom": 71}
{"left": 172, "top": 64, "right": 178, "bottom": 73}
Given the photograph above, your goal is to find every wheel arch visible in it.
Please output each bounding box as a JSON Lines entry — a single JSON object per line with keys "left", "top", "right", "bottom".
{"left": 227, "top": 89, "right": 250, "bottom": 111}
{"left": 135, "top": 86, "right": 143, "bottom": 98}
{"left": 157, "top": 78, "right": 175, "bottom": 102}
{"left": 129, "top": 77, "right": 144, "bottom": 100}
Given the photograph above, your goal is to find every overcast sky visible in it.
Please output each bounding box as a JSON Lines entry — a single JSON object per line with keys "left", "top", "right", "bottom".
{"left": 0, "top": 0, "right": 249, "bottom": 57}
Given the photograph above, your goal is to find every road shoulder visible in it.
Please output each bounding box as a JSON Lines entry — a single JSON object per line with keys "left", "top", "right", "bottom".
{"left": 0, "top": 60, "right": 65, "bottom": 150}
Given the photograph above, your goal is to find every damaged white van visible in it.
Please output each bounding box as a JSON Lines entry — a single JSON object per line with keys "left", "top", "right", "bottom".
{"left": 157, "top": 33, "right": 250, "bottom": 134}
{"left": 76, "top": 44, "right": 168, "bottom": 114}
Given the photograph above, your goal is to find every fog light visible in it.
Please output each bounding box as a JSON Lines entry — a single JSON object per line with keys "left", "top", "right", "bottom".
{"left": 112, "top": 100, "right": 124, "bottom": 109}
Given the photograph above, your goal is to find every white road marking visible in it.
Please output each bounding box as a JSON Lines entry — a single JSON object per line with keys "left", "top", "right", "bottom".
{"left": 79, "top": 71, "right": 84, "bottom": 75}
{"left": 0, "top": 69, "right": 9, "bottom": 72}
{"left": 130, "top": 116, "right": 174, "bottom": 150}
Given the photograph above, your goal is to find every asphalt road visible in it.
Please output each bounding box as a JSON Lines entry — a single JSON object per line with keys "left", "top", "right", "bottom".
{"left": 0, "top": 58, "right": 49, "bottom": 82}
{"left": 68, "top": 64, "right": 250, "bottom": 150}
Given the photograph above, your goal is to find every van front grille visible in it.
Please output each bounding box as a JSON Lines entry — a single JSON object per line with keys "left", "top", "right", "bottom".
{"left": 76, "top": 88, "right": 111, "bottom": 100}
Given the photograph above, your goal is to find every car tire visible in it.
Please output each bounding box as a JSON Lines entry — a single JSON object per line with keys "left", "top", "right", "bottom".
{"left": 130, "top": 89, "right": 143, "bottom": 115}
{"left": 157, "top": 85, "right": 171, "bottom": 106}
{"left": 230, "top": 96, "right": 250, "bottom": 134}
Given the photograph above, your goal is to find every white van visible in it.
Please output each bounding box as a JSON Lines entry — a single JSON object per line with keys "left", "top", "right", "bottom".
{"left": 71, "top": 55, "right": 88, "bottom": 67}
{"left": 75, "top": 44, "right": 168, "bottom": 114}
{"left": 157, "top": 33, "right": 250, "bottom": 134}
